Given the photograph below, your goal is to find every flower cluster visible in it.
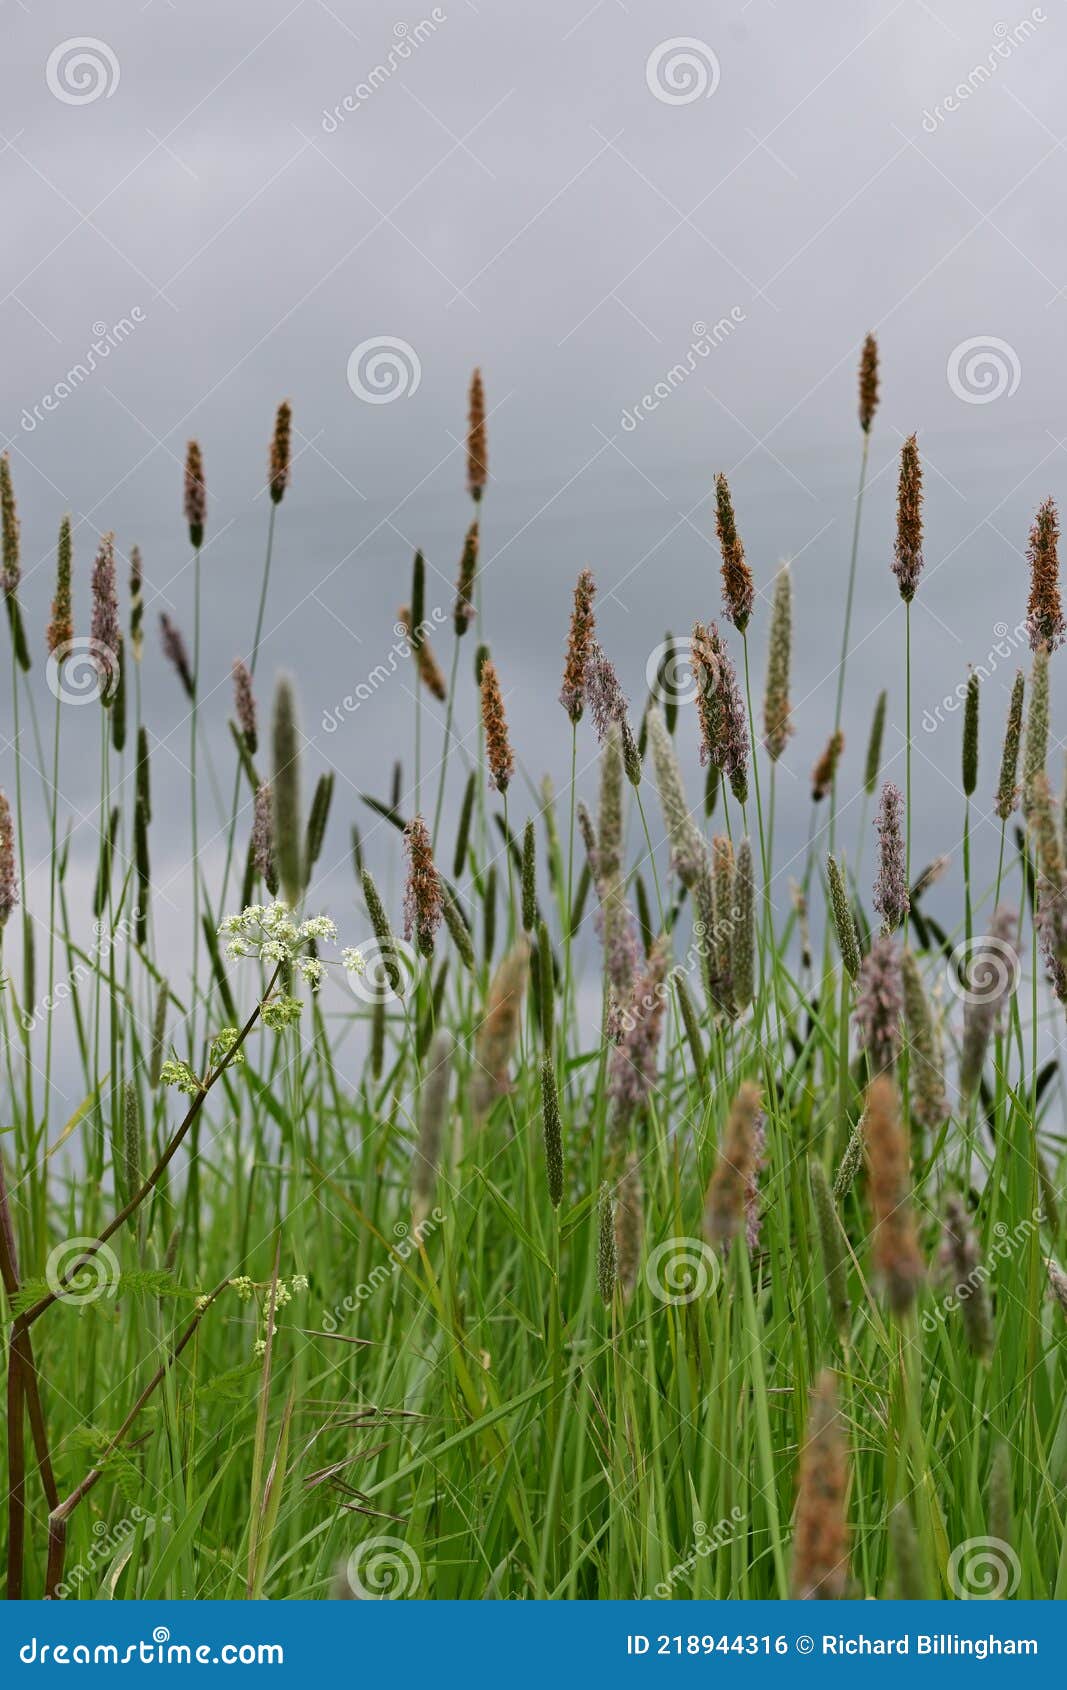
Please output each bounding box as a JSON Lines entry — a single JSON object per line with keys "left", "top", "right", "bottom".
{"left": 225, "top": 1272, "right": 310, "bottom": 1355}
{"left": 218, "top": 902, "right": 337, "bottom": 986}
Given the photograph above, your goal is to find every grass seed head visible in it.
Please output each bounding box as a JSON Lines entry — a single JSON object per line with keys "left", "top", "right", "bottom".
{"left": 792, "top": 1370, "right": 850, "bottom": 1600}
{"left": 647, "top": 701, "right": 706, "bottom": 889}
{"left": 763, "top": 565, "right": 794, "bottom": 761}
{"left": 560, "top": 568, "right": 596, "bottom": 723}
{"left": 454, "top": 521, "right": 479, "bottom": 636}
{"left": 940, "top": 1192, "right": 993, "bottom": 1362}
{"left": 0, "top": 454, "right": 19, "bottom": 594}
{"left": 184, "top": 439, "right": 206, "bottom": 548}
{"left": 858, "top": 332, "right": 880, "bottom": 434}
{"left": 467, "top": 367, "right": 488, "bottom": 500}
{"left": 864, "top": 1074, "right": 925, "bottom": 1314}
{"left": 539, "top": 1056, "right": 564, "bottom": 1209}
{"left": 827, "top": 855, "right": 860, "bottom": 981}
{"left": 854, "top": 935, "right": 903, "bottom": 1076}
{"left": 90, "top": 534, "right": 120, "bottom": 701}
{"left": 398, "top": 604, "right": 448, "bottom": 701}
{"left": 995, "top": 671, "right": 1025, "bottom": 820}
{"left": 271, "top": 676, "right": 303, "bottom": 907}
{"left": 864, "top": 690, "right": 887, "bottom": 794}
{"left": 1023, "top": 644, "right": 1050, "bottom": 813}
{"left": 900, "top": 949, "right": 947, "bottom": 1132}
{"left": 714, "top": 472, "right": 753, "bottom": 632}
{"left": 232, "top": 658, "right": 257, "bottom": 754}
{"left": 962, "top": 669, "right": 980, "bottom": 796}
{"left": 480, "top": 658, "right": 514, "bottom": 793}
{"left": 614, "top": 1152, "right": 644, "bottom": 1300}
{"left": 692, "top": 620, "right": 749, "bottom": 803}
{"left": 470, "top": 937, "right": 529, "bottom": 1118}
{"left": 703, "top": 1081, "right": 763, "bottom": 1253}
{"left": 873, "top": 780, "right": 909, "bottom": 932}
{"left": 731, "top": 838, "right": 756, "bottom": 1013}
{"left": 159, "top": 613, "right": 194, "bottom": 699}
{"left": 269, "top": 400, "right": 292, "bottom": 504}
{"left": 403, "top": 815, "right": 443, "bottom": 960}
{"left": 891, "top": 432, "right": 924, "bottom": 603}
{"left": 252, "top": 783, "right": 277, "bottom": 895}
{"left": 1026, "top": 496, "right": 1065, "bottom": 653}
{"left": 596, "top": 1181, "right": 617, "bottom": 1305}
{"left": 811, "top": 729, "right": 844, "bottom": 803}
{"left": 0, "top": 789, "right": 18, "bottom": 932}
{"left": 48, "top": 516, "right": 74, "bottom": 657}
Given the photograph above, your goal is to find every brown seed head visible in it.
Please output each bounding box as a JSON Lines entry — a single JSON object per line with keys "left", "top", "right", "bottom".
{"left": 703, "top": 1082, "right": 763, "bottom": 1253}
{"left": 1026, "top": 496, "right": 1065, "bottom": 653}
{"left": 160, "top": 613, "right": 194, "bottom": 699}
{"left": 714, "top": 472, "right": 754, "bottom": 632}
{"left": 792, "top": 1371, "right": 850, "bottom": 1600}
{"left": 467, "top": 367, "right": 488, "bottom": 501}
{"left": 470, "top": 937, "right": 529, "bottom": 1117}
{"left": 692, "top": 620, "right": 749, "bottom": 803}
{"left": 864, "top": 1073, "right": 925, "bottom": 1314}
{"left": 811, "top": 730, "right": 845, "bottom": 803}
{"left": 892, "top": 433, "right": 924, "bottom": 603}
{"left": 0, "top": 454, "right": 19, "bottom": 595}
{"left": 480, "top": 657, "right": 514, "bottom": 792}
{"left": 560, "top": 567, "right": 597, "bottom": 724}
{"left": 184, "top": 440, "right": 206, "bottom": 549}
{"left": 268, "top": 401, "right": 292, "bottom": 504}
{"left": 398, "top": 605, "right": 447, "bottom": 701}
{"left": 403, "top": 813, "right": 443, "bottom": 960}
{"left": 858, "top": 333, "right": 879, "bottom": 434}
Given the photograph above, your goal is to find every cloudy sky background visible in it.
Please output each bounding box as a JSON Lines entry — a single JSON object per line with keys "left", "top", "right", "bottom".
{"left": 3, "top": 0, "right": 1066, "bottom": 1088}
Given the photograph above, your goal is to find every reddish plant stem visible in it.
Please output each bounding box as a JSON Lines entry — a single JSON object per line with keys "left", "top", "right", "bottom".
{"left": 7, "top": 966, "right": 277, "bottom": 1596}
{"left": 1, "top": 1155, "right": 59, "bottom": 1600}
{"left": 44, "top": 1280, "right": 228, "bottom": 1599}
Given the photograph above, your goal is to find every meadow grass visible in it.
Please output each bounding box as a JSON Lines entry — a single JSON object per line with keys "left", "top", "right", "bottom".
{"left": 1, "top": 352, "right": 1067, "bottom": 1604}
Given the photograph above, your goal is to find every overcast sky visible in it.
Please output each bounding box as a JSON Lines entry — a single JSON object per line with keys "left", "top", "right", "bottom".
{"left": 3, "top": 0, "right": 1067, "bottom": 1071}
